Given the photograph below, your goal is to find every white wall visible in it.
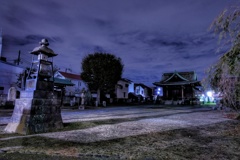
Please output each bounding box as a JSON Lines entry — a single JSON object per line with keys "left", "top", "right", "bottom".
{"left": 66, "top": 79, "right": 87, "bottom": 96}
{"left": 128, "top": 82, "right": 134, "bottom": 93}
{"left": 54, "top": 71, "right": 87, "bottom": 96}
{"left": 116, "top": 80, "right": 129, "bottom": 99}
{"left": 0, "top": 61, "right": 24, "bottom": 95}
{"left": 135, "top": 85, "right": 145, "bottom": 97}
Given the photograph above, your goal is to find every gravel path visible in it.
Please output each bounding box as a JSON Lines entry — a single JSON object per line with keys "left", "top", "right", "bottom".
{"left": 41, "top": 109, "right": 230, "bottom": 143}
{"left": 0, "top": 106, "right": 230, "bottom": 143}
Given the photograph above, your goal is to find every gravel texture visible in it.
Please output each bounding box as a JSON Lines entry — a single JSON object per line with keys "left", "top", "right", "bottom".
{"left": 0, "top": 105, "right": 239, "bottom": 160}
{"left": 40, "top": 108, "right": 230, "bottom": 143}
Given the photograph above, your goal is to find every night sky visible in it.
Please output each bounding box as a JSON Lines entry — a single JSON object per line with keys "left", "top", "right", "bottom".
{"left": 0, "top": 0, "right": 238, "bottom": 86}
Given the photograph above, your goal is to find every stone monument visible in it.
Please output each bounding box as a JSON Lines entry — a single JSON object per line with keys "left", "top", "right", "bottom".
{"left": 79, "top": 88, "right": 86, "bottom": 110}
{"left": 5, "top": 39, "right": 63, "bottom": 134}
{"left": 7, "top": 87, "right": 17, "bottom": 102}
{"left": 7, "top": 87, "right": 17, "bottom": 105}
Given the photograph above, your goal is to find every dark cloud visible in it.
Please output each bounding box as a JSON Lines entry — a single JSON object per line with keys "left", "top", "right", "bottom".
{"left": 3, "top": 35, "right": 29, "bottom": 47}
{"left": 93, "top": 46, "right": 107, "bottom": 53}
{"left": 25, "top": 35, "right": 45, "bottom": 43}
{"left": 0, "top": 0, "right": 238, "bottom": 86}
{"left": 152, "top": 63, "right": 173, "bottom": 69}
{"left": 149, "top": 39, "right": 187, "bottom": 48}
{"left": 2, "top": 35, "right": 63, "bottom": 47}
{"left": 94, "top": 18, "right": 114, "bottom": 29}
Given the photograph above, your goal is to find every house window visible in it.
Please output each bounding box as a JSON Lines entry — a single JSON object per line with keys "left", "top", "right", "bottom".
{"left": 123, "top": 92, "right": 126, "bottom": 98}
{"left": 118, "top": 85, "right": 123, "bottom": 89}
{"left": 125, "top": 84, "right": 129, "bottom": 87}
{"left": 136, "top": 89, "right": 139, "bottom": 94}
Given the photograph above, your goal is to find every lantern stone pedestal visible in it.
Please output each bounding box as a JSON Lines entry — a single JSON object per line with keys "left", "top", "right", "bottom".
{"left": 4, "top": 39, "right": 63, "bottom": 134}
{"left": 5, "top": 81, "right": 63, "bottom": 134}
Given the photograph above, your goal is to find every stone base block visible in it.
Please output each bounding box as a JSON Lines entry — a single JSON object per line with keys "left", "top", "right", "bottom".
{"left": 26, "top": 79, "right": 54, "bottom": 91}
{"left": 20, "top": 90, "right": 58, "bottom": 99}
{"left": 4, "top": 97, "right": 63, "bottom": 135}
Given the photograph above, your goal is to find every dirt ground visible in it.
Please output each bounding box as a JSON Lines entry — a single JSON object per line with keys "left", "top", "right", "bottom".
{"left": 0, "top": 106, "right": 240, "bottom": 160}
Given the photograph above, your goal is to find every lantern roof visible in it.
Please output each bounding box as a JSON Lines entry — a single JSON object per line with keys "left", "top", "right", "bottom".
{"left": 30, "top": 39, "right": 57, "bottom": 57}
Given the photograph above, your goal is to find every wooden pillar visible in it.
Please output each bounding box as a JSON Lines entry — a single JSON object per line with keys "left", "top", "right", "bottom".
{"left": 181, "top": 85, "right": 184, "bottom": 100}
{"left": 191, "top": 84, "right": 194, "bottom": 99}
{"left": 166, "top": 86, "right": 168, "bottom": 99}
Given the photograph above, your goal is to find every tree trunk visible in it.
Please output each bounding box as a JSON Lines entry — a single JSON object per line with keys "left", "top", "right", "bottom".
{"left": 60, "top": 88, "right": 64, "bottom": 107}
{"left": 96, "top": 88, "right": 100, "bottom": 106}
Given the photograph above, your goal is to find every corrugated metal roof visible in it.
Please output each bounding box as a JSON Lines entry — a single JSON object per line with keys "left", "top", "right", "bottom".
{"left": 59, "top": 71, "right": 82, "bottom": 80}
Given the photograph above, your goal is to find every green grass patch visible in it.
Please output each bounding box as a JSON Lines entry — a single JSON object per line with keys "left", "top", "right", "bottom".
{"left": 202, "top": 102, "right": 216, "bottom": 106}
{"left": 0, "top": 153, "right": 81, "bottom": 160}
{"left": 0, "top": 121, "right": 240, "bottom": 159}
{"left": 0, "top": 132, "right": 21, "bottom": 139}
{"left": 0, "top": 119, "right": 134, "bottom": 140}
{"left": 62, "top": 121, "right": 97, "bottom": 131}
{"left": 61, "top": 118, "right": 141, "bottom": 132}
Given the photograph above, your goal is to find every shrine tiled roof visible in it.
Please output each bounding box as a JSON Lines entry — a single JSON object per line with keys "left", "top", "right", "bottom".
{"left": 153, "top": 80, "right": 201, "bottom": 86}
{"left": 153, "top": 71, "right": 201, "bottom": 86}
{"left": 161, "top": 71, "right": 197, "bottom": 82}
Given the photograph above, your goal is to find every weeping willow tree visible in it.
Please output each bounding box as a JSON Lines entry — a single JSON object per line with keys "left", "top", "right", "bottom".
{"left": 207, "top": 46, "right": 240, "bottom": 111}
{"left": 207, "top": 4, "right": 240, "bottom": 112}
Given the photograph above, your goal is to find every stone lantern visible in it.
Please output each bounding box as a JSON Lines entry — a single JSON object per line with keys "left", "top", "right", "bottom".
{"left": 26, "top": 39, "right": 57, "bottom": 90}
{"left": 5, "top": 39, "right": 63, "bottom": 134}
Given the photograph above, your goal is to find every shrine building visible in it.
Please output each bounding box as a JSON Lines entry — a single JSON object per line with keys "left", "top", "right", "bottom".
{"left": 153, "top": 71, "right": 202, "bottom": 104}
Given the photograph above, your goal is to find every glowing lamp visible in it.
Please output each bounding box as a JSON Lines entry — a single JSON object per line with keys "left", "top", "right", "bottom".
{"left": 207, "top": 91, "right": 213, "bottom": 97}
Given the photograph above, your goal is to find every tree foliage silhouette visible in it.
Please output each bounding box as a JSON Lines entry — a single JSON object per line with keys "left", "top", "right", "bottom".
{"left": 81, "top": 52, "right": 124, "bottom": 105}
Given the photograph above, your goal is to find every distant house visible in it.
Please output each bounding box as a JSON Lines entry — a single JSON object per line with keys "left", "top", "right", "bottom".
{"left": 134, "top": 83, "right": 152, "bottom": 102}
{"left": 153, "top": 71, "right": 202, "bottom": 104}
{"left": 54, "top": 71, "right": 87, "bottom": 106}
{"left": 115, "top": 78, "right": 152, "bottom": 103}
{"left": 115, "top": 78, "right": 133, "bottom": 102}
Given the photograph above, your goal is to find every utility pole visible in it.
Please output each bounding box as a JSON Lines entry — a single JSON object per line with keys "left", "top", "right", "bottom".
{"left": 0, "top": 28, "right": 2, "bottom": 57}
{"left": 17, "top": 50, "right": 21, "bottom": 65}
